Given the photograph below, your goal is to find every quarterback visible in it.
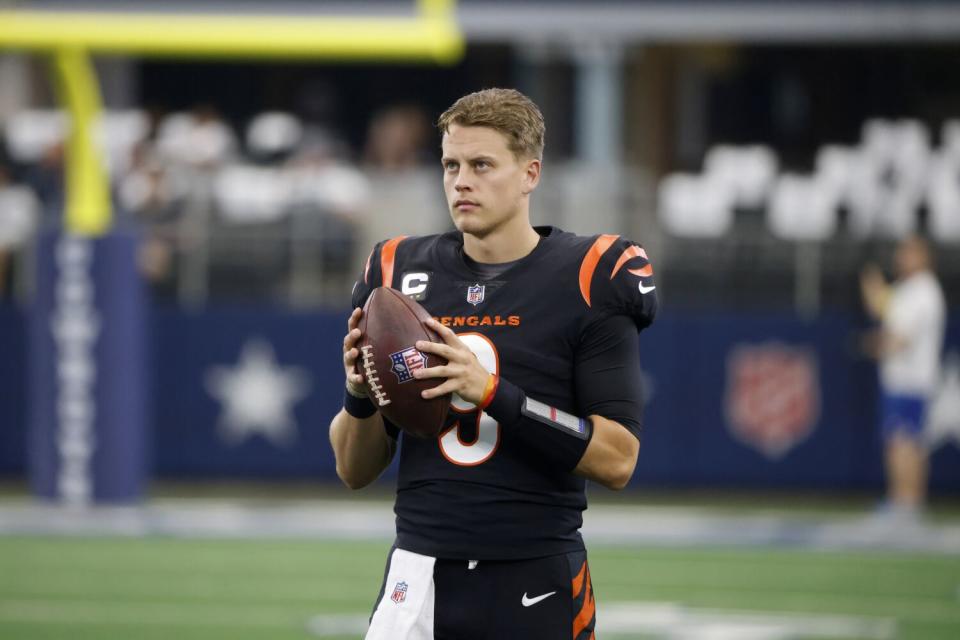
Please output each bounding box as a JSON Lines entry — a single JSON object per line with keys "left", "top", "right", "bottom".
{"left": 329, "top": 88, "right": 657, "bottom": 639}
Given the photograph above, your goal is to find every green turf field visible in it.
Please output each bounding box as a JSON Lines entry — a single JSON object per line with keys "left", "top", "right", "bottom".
{"left": 1, "top": 537, "right": 958, "bottom": 639}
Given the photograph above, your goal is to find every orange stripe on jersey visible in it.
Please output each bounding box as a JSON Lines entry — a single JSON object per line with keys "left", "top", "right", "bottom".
{"left": 572, "top": 565, "right": 595, "bottom": 638}
{"left": 362, "top": 248, "right": 374, "bottom": 285}
{"left": 379, "top": 236, "right": 407, "bottom": 288}
{"left": 578, "top": 234, "right": 619, "bottom": 307}
{"left": 629, "top": 263, "right": 653, "bottom": 278}
{"left": 610, "top": 245, "right": 648, "bottom": 279}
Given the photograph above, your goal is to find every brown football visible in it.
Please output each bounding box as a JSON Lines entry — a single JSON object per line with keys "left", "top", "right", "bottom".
{"left": 355, "top": 287, "right": 451, "bottom": 438}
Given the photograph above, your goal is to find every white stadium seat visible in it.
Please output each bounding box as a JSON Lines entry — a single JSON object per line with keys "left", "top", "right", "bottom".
{"left": 815, "top": 144, "right": 864, "bottom": 200}
{"left": 5, "top": 109, "right": 148, "bottom": 173}
{"left": 861, "top": 118, "right": 895, "bottom": 157}
{"left": 4, "top": 110, "right": 67, "bottom": 163}
{"left": 704, "top": 144, "right": 778, "bottom": 209}
{"left": 927, "top": 153, "right": 960, "bottom": 243}
{"left": 843, "top": 155, "right": 885, "bottom": 238}
{"left": 875, "top": 188, "right": 921, "bottom": 238}
{"left": 658, "top": 173, "right": 735, "bottom": 238}
{"left": 0, "top": 184, "right": 39, "bottom": 249}
{"left": 96, "top": 110, "right": 150, "bottom": 176}
{"left": 767, "top": 174, "right": 838, "bottom": 241}
{"left": 213, "top": 164, "right": 291, "bottom": 224}
{"left": 942, "top": 120, "right": 960, "bottom": 164}
{"left": 861, "top": 118, "right": 930, "bottom": 181}
{"left": 287, "top": 163, "right": 370, "bottom": 213}
{"left": 849, "top": 119, "right": 929, "bottom": 238}
{"left": 246, "top": 112, "right": 303, "bottom": 158}
{"left": 155, "top": 112, "right": 195, "bottom": 167}
{"left": 157, "top": 111, "right": 236, "bottom": 167}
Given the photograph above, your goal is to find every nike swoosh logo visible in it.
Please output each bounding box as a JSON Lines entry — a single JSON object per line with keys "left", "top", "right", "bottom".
{"left": 638, "top": 283, "right": 656, "bottom": 294}
{"left": 521, "top": 591, "right": 557, "bottom": 607}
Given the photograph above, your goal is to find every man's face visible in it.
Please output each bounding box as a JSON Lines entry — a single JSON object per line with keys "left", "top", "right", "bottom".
{"left": 895, "top": 236, "right": 928, "bottom": 278}
{"left": 441, "top": 124, "right": 539, "bottom": 239}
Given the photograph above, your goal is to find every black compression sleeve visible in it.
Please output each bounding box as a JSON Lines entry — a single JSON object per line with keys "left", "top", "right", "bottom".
{"left": 479, "top": 314, "right": 644, "bottom": 471}
{"left": 485, "top": 377, "right": 593, "bottom": 472}
{"left": 575, "top": 314, "right": 645, "bottom": 439}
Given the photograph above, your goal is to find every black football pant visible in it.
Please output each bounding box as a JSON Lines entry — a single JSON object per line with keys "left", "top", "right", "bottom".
{"left": 367, "top": 546, "right": 596, "bottom": 639}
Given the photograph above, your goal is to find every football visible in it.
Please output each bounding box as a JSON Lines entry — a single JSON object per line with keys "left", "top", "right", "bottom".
{"left": 356, "top": 287, "right": 451, "bottom": 438}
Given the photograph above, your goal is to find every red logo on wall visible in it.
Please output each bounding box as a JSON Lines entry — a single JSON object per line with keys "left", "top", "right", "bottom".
{"left": 725, "top": 343, "right": 820, "bottom": 459}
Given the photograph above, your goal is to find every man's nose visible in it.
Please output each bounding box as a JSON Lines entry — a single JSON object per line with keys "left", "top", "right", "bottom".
{"left": 454, "top": 168, "right": 471, "bottom": 191}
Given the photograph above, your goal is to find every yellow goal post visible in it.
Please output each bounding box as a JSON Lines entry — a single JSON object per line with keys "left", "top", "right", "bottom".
{"left": 0, "top": 0, "right": 464, "bottom": 235}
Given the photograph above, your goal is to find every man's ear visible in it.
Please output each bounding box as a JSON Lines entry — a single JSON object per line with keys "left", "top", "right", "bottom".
{"left": 521, "top": 158, "right": 541, "bottom": 195}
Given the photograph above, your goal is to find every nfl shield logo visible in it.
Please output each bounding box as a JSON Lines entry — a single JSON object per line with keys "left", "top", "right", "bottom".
{"left": 391, "top": 581, "right": 408, "bottom": 604}
{"left": 389, "top": 347, "right": 427, "bottom": 384}
{"left": 725, "top": 343, "right": 820, "bottom": 459}
{"left": 467, "top": 283, "right": 485, "bottom": 306}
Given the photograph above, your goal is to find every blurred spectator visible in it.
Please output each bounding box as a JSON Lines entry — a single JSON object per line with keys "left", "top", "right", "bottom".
{"left": 117, "top": 140, "right": 187, "bottom": 295}
{"left": 287, "top": 130, "right": 369, "bottom": 275}
{"left": 157, "top": 104, "right": 236, "bottom": 170}
{"left": 860, "top": 235, "right": 947, "bottom": 520}
{"left": 363, "top": 104, "right": 432, "bottom": 171}
{"left": 22, "top": 141, "right": 64, "bottom": 222}
{"left": 0, "top": 163, "right": 39, "bottom": 299}
{"left": 246, "top": 111, "right": 304, "bottom": 164}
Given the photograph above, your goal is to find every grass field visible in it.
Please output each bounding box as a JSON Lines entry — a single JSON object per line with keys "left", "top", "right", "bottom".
{"left": 2, "top": 536, "right": 958, "bottom": 639}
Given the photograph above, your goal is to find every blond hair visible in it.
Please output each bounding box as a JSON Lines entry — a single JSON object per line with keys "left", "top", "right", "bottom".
{"left": 437, "top": 88, "right": 545, "bottom": 160}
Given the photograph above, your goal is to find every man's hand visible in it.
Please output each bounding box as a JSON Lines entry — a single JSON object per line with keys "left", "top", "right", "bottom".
{"left": 860, "top": 263, "right": 890, "bottom": 321}
{"left": 343, "top": 307, "right": 367, "bottom": 396}
{"left": 860, "top": 263, "right": 885, "bottom": 296}
{"left": 414, "top": 318, "right": 491, "bottom": 405}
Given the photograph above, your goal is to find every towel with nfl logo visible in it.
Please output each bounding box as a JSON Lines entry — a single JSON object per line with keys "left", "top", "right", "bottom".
{"left": 366, "top": 548, "right": 436, "bottom": 639}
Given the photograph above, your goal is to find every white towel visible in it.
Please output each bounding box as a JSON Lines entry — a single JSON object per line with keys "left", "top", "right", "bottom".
{"left": 366, "top": 548, "right": 436, "bottom": 639}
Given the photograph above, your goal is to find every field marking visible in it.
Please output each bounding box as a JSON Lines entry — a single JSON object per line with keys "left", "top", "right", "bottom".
{"left": 305, "top": 601, "right": 897, "bottom": 639}
{"left": 0, "top": 598, "right": 303, "bottom": 629}
{"left": 2, "top": 579, "right": 954, "bottom": 621}
{"left": 2, "top": 499, "right": 959, "bottom": 553}
{"left": 599, "top": 602, "right": 896, "bottom": 639}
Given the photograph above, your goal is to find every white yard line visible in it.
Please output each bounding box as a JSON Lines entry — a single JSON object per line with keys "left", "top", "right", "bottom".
{"left": 598, "top": 602, "right": 897, "bottom": 640}
{"left": 305, "top": 602, "right": 898, "bottom": 640}
{"left": 0, "top": 598, "right": 302, "bottom": 629}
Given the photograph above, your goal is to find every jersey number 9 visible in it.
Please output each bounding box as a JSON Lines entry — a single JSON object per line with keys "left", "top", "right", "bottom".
{"left": 439, "top": 333, "right": 501, "bottom": 466}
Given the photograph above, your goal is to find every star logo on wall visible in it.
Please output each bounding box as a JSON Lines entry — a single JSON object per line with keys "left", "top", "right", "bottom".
{"left": 205, "top": 338, "right": 312, "bottom": 448}
{"left": 926, "top": 351, "right": 960, "bottom": 452}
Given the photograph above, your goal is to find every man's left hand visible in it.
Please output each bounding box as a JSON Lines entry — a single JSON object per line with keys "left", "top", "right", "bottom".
{"left": 414, "top": 318, "right": 491, "bottom": 405}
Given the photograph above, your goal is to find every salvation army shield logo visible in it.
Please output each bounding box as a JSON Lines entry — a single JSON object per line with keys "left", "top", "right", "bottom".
{"left": 724, "top": 343, "right": 820, "bottom": 459}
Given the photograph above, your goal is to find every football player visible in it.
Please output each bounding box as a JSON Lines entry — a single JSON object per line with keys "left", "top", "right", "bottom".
{"left": 329, "top": 88, "right": 657, "bottom": 639}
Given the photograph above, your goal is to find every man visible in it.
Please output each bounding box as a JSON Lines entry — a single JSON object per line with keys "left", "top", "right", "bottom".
{"left": 329, "top": 88, "right": 656, "bottom": 639}
{"left": 860, "top": 234, "right": 946, "bottom": 518}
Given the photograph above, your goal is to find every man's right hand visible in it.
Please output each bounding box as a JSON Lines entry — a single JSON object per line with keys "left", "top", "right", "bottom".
{"left": 343, "top": 307, "right": 367, "bottom": 396}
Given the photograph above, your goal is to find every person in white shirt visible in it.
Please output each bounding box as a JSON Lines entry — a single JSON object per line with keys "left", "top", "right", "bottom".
{"left": 860, "top": 235, "right": 947, "bottom": 515}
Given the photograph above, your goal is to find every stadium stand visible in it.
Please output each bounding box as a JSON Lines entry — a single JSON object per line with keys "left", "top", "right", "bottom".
{"left": 1, "top": 103, "right": 958, "bottom": 311}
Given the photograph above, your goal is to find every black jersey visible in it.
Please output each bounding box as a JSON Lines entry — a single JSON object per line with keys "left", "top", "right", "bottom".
{"left": 351, "top": 226, "right": 657, "bottom": 560}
